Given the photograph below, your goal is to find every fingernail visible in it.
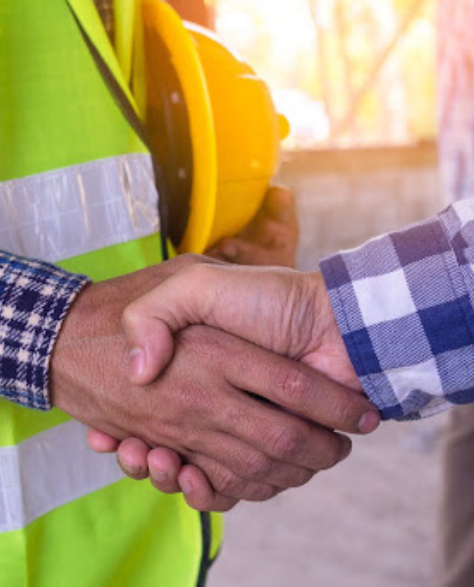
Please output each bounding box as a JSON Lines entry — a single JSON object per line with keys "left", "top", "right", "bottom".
{"left": 151, "top": 469, "right": 168, "bottom": 483}
{"left": 341, "top": 437, "right": 352, "bottom": 461}
{"left": 180, "top": 476, "right": 193, "bottom": 496}
{"left": 130, "top": 347, "right": 146, "bottom": 377}
{"left": 220, "top": 243, "right": 238, "bottom": 260}
{"left": 358, "top": 411, "right": 380, "bottom": 434}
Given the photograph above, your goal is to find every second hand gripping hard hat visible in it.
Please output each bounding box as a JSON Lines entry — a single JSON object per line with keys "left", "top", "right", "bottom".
{"left": 143, "top": 0, "right": 290, "bottom": 254}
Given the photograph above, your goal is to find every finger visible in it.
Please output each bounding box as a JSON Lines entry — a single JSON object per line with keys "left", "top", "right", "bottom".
{"left": 204, "top": 247, "right": 229, "bottom": 262}
{"left": 123, "top": 256, "right": 225, "bottom": 386}
{"left": 126, "top": 317, "right": 175, "bottom": 386}
{"left": 213, "top": 238, "right": 262, "bottom": 264}
{"left": 122, "top": 264, "right": 222, "bottom": 385}
{"left": 263, "top": 186, "right": 297, "bottom": 224}
{"left": 223, "top": 344, "right": 380, "bottom": 436}
{"left": 191, "top": 428, "right": 316, "bottom": 489}
{"left": 117, "top": 437, "right": 151, "bottom": 481}
{"left": 217, "top": 391, "right": 354, "bottom": 472}
{"left": 178, "top": 465, "right": 239, "bottom": 513}
{"left": 87, "top": 428, "right": 120, "bottom": 453}
{"left": 148, "top": 447, "right": 183, "bottom": 494}
{"left": 185, "top": 455, "right": 280, "bottom": 503}
{"left": 123, "top": 262, "right": 302, "bottom": 386}
{"left": 257, "top": 217, "right": 298, "bottom": 247}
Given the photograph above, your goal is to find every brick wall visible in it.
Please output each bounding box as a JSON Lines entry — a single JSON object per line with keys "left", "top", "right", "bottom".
{"left": 277, "top": 141, "right": 446, "bottom": 271}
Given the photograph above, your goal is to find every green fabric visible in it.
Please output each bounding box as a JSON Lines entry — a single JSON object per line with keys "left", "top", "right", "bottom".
{"left": 60, "top": 233, "right": 165, "bottom": 281}
{"left": 0, "top": 0, "right": 146, "bottom": 182}
{"left": 69, "top": 0, "right": 136, "bottom": 101}
{"left": 0, "top": 1, "right": 222, "bottom": 584}
{"left": 0, "top": 401, "right": 70, "bottom": 446}
{"left": 0, "top": 478, "right": 203, "bottom": 587}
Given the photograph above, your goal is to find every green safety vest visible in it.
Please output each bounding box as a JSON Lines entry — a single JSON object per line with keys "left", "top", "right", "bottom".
{"left": 0, "top": 1, "right": 222, "bottom": 585}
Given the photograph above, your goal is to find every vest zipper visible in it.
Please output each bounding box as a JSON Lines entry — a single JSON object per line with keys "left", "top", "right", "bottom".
{"left": 196, "top": 512, "right": 212, "bottom": 587}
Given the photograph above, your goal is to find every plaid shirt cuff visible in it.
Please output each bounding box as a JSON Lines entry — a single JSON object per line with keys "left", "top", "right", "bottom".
{"left": 320, "top": 200, "right": 474, "bottom": 421}
{"left": 0, "top": 252, "right": 90, "bottom": 411}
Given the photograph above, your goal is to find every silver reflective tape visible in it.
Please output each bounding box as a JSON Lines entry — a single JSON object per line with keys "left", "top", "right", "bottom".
{"left": 0, "top": 154, "right": 160, "bottom": 263}
{"left": 0, "top": 421, "right": 124, "bottom": 533}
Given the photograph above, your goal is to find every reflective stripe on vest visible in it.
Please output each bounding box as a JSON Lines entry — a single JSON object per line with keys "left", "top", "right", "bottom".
{"left": 0, "top": 421, "right": 124, "bottom": 533}
{"left": 0, "top": 154, "right": 159, "bottom": 263}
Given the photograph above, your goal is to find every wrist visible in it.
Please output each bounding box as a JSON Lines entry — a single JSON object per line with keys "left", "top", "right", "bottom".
{"left": 48, "top": 279, "right": 125, "bottom": 418}
{"left": 306, "top": 271, "right": 362, "bottom": 392}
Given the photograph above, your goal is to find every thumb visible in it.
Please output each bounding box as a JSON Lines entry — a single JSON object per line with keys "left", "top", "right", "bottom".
{"left": 121, "top": 264, "right": 221, "bottom": 386}
{"left": 122, "top": 308, "right": 175, "bottom": 386}
{"left": 122, "top": 263, "right": 307, "bottom": 386}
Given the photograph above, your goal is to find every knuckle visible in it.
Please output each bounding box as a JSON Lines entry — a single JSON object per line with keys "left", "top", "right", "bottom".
{"left": 214, "top": 470, "right": 245, "bottom": 497}
{"left": 244, "top": 454, "right": 273, "bottom": 481}
{"left": 177, "top": 253, "right": 206, "bottom": 268}
{"left": 331, "top": 395, "right": 357, "bottom": 429}
{"left": 182, "top": 261, "right": 213, "bottom": 284}
{"left": 270, "top": 426, "right": 305, "bottom": 459}
{"left": 180, "top": 379, "right": 210, "bottom": 414}
{"left": 278, "top": 368, "right": 309, "bottom": 408}
{"left": 181, "top": 261, "right": 203, "bottom": 279}
{"left": 121, "top": 303, "right": 140, "bottom": 331}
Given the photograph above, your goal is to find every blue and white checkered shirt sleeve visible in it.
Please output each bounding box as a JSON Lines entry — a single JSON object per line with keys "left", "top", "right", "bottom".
{"left": 320, "top": 199, "right": 474, "bottom": 422}
{"left": 0, "top": 251, "right": 89, "bottom": 411}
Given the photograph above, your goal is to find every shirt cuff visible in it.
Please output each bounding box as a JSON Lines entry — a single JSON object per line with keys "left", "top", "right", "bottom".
{"left": 320, "top": 212, "right": 474, "bottom": 422}
{"left": 0, "top": 253, "right": 90, "bottom": 411}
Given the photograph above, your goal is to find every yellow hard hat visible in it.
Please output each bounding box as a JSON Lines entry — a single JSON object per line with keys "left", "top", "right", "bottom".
{"left": 142, "top": 0, "right": 289, "bottom": 254}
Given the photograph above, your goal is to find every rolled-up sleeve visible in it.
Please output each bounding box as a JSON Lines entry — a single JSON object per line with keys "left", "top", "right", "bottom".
{"left": 0, "top": 252, "right": 89, "bottom": 411}
{"left": 320, "top": 199, "right": 474, "bottom": 421}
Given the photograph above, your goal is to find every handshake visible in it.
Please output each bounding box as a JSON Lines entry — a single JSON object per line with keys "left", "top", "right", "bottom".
{"left": 52, "top": 255, "right": 380, "bottom": 513}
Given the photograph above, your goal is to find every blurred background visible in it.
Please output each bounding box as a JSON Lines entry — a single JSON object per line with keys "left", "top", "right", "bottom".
{"left": 173, "top": 1, "right": 445, "bottom": 585}
{"left": 186, "top": 0, "right": 436, "bottom": 149}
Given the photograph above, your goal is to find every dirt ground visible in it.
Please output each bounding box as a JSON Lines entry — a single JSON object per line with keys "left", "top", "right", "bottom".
{"left": 208, "top": 414, "right": 448, "bottom": 587}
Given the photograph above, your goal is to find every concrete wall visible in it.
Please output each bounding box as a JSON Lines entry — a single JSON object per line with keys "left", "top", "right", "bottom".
{"left": 277, "top": 142, "right": 445, "bottom": 272}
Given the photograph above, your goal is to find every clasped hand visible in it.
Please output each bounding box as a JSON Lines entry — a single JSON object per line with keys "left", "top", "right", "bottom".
{"left": 86, "top": 258, "right": 380, "bottom": 512}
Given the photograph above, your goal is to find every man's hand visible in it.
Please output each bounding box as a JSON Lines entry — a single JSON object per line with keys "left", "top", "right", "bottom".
{"left": 51, "top": 257, "right": 378, "bottom": 512}
{"left": 206, "top": 186, "right": 299, "bottom": 268}
{"left": 88, "top": 186, "right": 300, "bottom": 502}
{"left": 89, "top": 261, "right": 379, "bottom": 511}
{"left": 123, "top": 263, "right": 361, "bottom": 393}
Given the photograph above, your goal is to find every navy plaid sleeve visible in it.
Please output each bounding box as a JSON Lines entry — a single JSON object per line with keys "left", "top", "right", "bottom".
{"left": 320, "top": 199, "right": 474, "bottom": 422}
{"left": 0, "top": 251, "right": 89, "bottom": 411}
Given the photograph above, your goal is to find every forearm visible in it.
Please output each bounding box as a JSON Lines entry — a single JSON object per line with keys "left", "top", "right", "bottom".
{"left": 321, "top": 199, "right": 474, "bottom": 421}
{"left": 0, "top": 251, "right": 89, "bottom": 410}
